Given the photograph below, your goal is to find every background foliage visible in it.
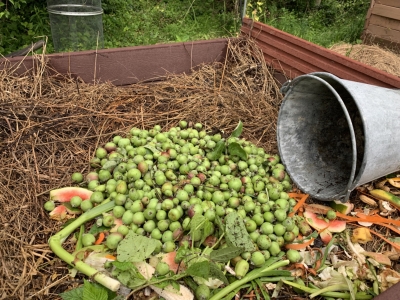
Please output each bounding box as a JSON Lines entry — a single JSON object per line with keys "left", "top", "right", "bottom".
{"left": 0, "top": 0, "right": 370, "bottom": 55}
{"left": 247, "top": 0, "right": 370, "bottom": 47}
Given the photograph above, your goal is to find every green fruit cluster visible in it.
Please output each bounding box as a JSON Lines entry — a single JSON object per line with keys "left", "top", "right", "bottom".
{"left": 81, "top": 122, "right": 301, "bottom": 268}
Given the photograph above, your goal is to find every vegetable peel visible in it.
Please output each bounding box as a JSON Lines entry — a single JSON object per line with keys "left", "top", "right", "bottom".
{"left": 351, "top": 228, "right": 373, "bottom": 244}
{"left": 370, "top": 189, "right": 400, "bottom": 210}
{"left": 49, "top": 205, "right": 67, "bottom": 220}
{"left": 303, "top": 211, "right": 346, "bottom": 244}
{"left": 362, "top": 251, "right": 391, "bottom": 266}
{"left": 50, "top": 186, "right": 93, "bottom": 202}
{"left": 330, "top": 200, "right": 354, "bottom": 215}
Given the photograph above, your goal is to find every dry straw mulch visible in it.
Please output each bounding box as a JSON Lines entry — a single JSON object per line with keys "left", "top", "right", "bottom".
{"left": 330, "top": 43, "right": 400, "bottom": 77}
{"left": 0, "top": 37, "right": 283, "bottom": 299}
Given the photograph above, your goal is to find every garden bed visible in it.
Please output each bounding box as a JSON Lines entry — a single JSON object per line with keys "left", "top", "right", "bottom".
{"left": 2, "top": 34, "right": 400, "bottom": 300}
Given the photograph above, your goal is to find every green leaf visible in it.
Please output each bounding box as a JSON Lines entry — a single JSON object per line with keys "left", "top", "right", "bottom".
{"left": 214, "top": 215, "right": 225, "bottom": 234}
{"left": 60, "top": 286, "right": 84, "bottom": 300}
{"left": 171, "top": 280, "right": 181, "bottom": 291}
{"left": 189, "top": 213, "right": 206, "bottom": 239}
{"left": 117, "top": 231, "right": 158, "bottom": 262}
{"left": 144, "top": 145, "right": 160, "bottom": 155}
{"left": 210, "top": 247, "right": 244, "bottom": 262}
{"left": 186, "top": 260, "right": 210, "bottom": 278}
{"left": 82, "top": 279, "right": 108, "bottom": 300}
{"left": 112, "top": 260, "right": 135, "bottom": 271}
{"left": 189, "top": 214, "right": 214, "bottom": 245}
{"left": 117, "top": 147, "right": 127, "bottom": 156}
{"left": 102, "top": 160, "right": 118, "bottom": 171}
{"left": 111, "top": 262, "right": 146, "bottom": 289}
{"left": 115, "top": 270, "right": 147, "bottom": 289}
{"left": 227, "top": 142, "right": 247, "bottom": 161}
{"left": 200, "top": 219, "right": 214, "bottom": 245}
{"left": 230, "top": 120, "right": 243, "bottom": 138}
{"left": 206, "top": 140, "right": 226, "bottom": 161}
{"left": 209, "top": 261, "right": 229, "bottom": 285}
{"left": 225, "top": 212, "right": 256, "bottom": 252}
{"left": 88, "top": 223, "right": 108, "bottom": 235}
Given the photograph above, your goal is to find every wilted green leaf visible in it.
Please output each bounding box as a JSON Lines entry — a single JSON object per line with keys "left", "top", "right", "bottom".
{"left": 228, "top": 142, "right": 247, "bottom": 161}
{"left": 60, "top": 286, "right": 83, "bottom": 300}
{"left": 230, "top": 120, "right": 243, "bottom": 138}
{"left": 144, "top": 145, "right": 160, "bottom": 155}
{"left": 210, "top": 247, "right": 244, "bottom": 262}
{"left": 225, "top": 212, "right": 256, "bottom": 252}
{"left": 209, "top": 261, "right": 229, "bottom": 285}
{"left": 206, "top": 140, "right": 226, "bottom": 161}
{"left": 102, "top": 160, "right": 118, "bottom": 171}
{"left": 82, "top": 279, "right": 108, "bottom": 300}
{"left": 186, "top": 260, "right": 210, "bottom": 278}
{"left": 117, "top": 231, "right": 158, "bottom": 262}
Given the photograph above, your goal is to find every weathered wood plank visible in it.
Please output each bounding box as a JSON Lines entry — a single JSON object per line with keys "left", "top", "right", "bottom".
{"left": 366, "top": 23, "right": 400, "bottom": 43}
{"left": 372, "top": 4, "right": 400, "bottom": 20}
{"left": 376, "top": 0, "right": 400, "bottom": 9}
{"left": 0, "top": 39, "right": 228, "bottom": 86}
{"left": 242, "top": 18, "right": 400, "bottom": 88}
{"left": 369, "top": 14, "right": 400, "bottom": 31}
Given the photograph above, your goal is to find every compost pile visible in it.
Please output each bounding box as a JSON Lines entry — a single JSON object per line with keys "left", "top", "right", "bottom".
{"left": 0, "top": 38, "right": 282, "bottom": 299}
{"left": 3, "top": 37, "right": 400, "bottom": 300}
{"left": 330, "top": 43, "right": 400, "bottom": 77}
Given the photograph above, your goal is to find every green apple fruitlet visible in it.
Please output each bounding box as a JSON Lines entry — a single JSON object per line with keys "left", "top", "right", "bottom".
{"left": 46, "top": 121, "right": 297, "bottom": 295}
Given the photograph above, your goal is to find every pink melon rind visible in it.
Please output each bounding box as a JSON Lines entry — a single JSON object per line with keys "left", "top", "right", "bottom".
{"left": 160, "top": 251, "right": 185, "bottom": 274}
{"left": 50, "top": 187, "right": 93, "bottom": 202}
{"left": 320, "top": 229, "right": 333, "bottom": 244}
{"left": 110, "top": 218, "right": 123, "bottom": 233}
{"left": 49, "top": 205, "right": 67, "bottom": 220}
{"left": 327, "top": 219, "right": 346, "bottom": 233}
{"left": 303, "top": 211, "right": 329, "bottom": 231}
{"left": 63, "top": 202, "right": 83, "bottom": 215}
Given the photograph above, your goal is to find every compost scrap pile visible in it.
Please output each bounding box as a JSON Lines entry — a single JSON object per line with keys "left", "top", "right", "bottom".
{"left": 0, "top": 38, "right": 279, "bottom": 299}
{"left": 2, "top": 37, "right": 400, "bottom": 300}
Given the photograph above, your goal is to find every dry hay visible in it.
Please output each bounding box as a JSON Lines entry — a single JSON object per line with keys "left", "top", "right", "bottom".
{"left": 330, "top": 43, "right": 400, "bottom": 77}
{"left": 0, "top": 37, "right": 283, "bottom": 299}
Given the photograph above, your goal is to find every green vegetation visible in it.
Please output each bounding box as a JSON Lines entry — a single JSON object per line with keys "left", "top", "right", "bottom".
{"left": 0, "top": 0, "right": 370, "bottom": 54}
{"left": 248, "top": 0, "right": 370, "bottom": 48}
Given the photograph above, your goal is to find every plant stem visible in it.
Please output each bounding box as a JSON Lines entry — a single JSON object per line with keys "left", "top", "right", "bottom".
{"left": 209, "top": 260, "right": 290, "bottom": 300}
{"left": 309, "top": 284, "right": 349, "bottom": 298}
{"left": 259, "top": 276, "right": 294, "bottom": 282}
{"left": 131, "top": 274, "right": 187, "bottom": 294}
{"left": 48, "top": 201, "right": 120, "bottom": 291}
{"left": 283, "top": 280, "right": 373, "bottom": 299}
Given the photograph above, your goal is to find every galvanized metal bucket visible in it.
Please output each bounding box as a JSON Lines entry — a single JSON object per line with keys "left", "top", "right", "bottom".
{"left": 277, "top": 72, "right": 400, "bottom": 201}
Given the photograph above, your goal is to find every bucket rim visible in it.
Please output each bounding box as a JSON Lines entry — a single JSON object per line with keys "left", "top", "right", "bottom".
{"left": 47, "top": 4, "right": 103, "bottom": 16}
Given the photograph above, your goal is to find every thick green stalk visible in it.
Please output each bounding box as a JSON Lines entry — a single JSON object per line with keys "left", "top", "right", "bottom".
{"left": 48, "top": 201, "right": 120, "bottom": 291}
{"left": 283, "top": 280, "right": 373, "bottom": 299}
{"left": 209, "top": 260, "right": 290, "bottom": 300}
{"left": 309, "top": 284, "right": 350, "bottom": 298}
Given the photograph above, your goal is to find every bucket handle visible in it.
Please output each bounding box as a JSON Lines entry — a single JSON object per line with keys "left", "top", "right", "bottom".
{"left": 280, "top": 80, "right": 292, "bottom": 95}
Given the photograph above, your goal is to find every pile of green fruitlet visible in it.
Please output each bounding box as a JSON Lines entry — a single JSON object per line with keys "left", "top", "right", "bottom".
{"left": 43, "top": 121, "right": 354, "bottom": 300}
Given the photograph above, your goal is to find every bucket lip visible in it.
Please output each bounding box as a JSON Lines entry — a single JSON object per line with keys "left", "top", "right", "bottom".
{"left": 277, "top": 72, "right": 358, "bottom": 201}
{"left": 47, "top": 4, "right": 103, "bottom": 16}
{"left": 309, "top": 72, "right": 366, "bottom": 197}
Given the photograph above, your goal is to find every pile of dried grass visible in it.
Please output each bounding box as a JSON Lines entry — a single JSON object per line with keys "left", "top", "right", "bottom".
{"left": 0, "top": 37, "right": 283, "bottom": 299}
{"left": 330, "top": 43, "right": 400, "bottom": 77}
